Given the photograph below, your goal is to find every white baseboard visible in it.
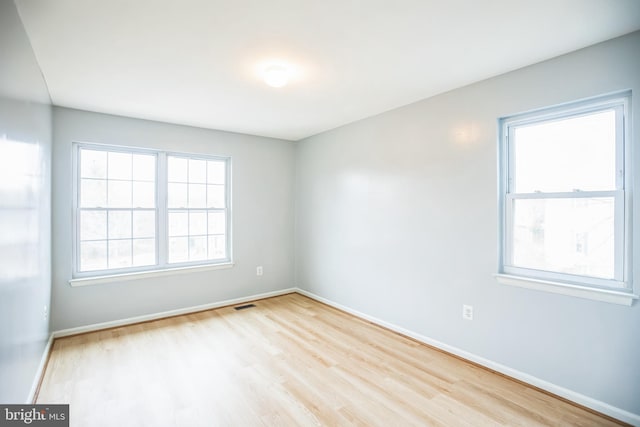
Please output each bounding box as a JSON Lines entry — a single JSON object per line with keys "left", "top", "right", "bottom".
{"left": 295, "top": 288, "right": 640, "bottom": 426}
{"left": 53, "top": 288, "right": 296, "bottom": 338}
{"left": 27, "top": 333, "right": 54, "bottom": 403}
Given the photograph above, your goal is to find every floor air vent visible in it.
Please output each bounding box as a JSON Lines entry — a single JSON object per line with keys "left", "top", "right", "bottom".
{"left": 234, "top": 304, "right": 256, "bottom": 310}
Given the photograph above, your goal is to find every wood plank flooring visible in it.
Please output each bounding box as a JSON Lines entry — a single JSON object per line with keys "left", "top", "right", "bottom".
{"left": 37, "top": 293, "right": 625, "bottom": 426}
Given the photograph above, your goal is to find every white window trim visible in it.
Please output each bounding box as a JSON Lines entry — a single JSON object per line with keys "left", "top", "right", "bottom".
{"left": 494, "top": 274, "right": 638, "bottom": 306}
{"left": 497, "top": 92, "right": 635, "bottom": 305}
{"left": 69, "top": 262, "right": 235, "bottom": 287}
{"left": 72, "top": 142, "right": 232, "bottom": 283}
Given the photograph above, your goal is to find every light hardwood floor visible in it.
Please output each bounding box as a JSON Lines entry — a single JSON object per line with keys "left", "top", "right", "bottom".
{"left": 37, "top": 293, "right": 625, "bottom": 426}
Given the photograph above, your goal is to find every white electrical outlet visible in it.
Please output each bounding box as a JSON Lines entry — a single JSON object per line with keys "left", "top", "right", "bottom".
{"left": 44, "top": 305, "right": 48, "bottom": 320}
{"left": 462, "top": 304, "right": 473, "bottom": 321}
{"left": 256, "top": 266, "right": 263, "bottom": 276}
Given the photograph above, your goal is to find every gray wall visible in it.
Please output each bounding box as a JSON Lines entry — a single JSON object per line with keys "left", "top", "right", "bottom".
{"left": 52, "top": 108, "right": 295, "bottom": 330}
{"left": 295, "top": 32, "right": 640, "bottom": 414}
{"left": 0, "top": 0, "right": 52, "bottom": 403}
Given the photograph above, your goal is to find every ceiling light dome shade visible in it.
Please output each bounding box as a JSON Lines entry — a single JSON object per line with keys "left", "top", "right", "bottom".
{"left": 263, "top": 65, "right": 290, "bottom": 88}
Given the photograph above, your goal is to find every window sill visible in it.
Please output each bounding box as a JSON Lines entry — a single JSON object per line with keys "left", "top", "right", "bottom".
{"left": 494, "top": 274, "right": 638, "bottom": 306}
{"left": 69, "top": 262, "right": 235, "bottom": 287}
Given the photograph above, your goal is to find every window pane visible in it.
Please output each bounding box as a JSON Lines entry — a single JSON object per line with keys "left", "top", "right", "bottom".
{"left": 208, "top": 235, "right": 226, "bottom": 259}
{"left": 189, "top": 159, "right": 207, "bottom": 183}
{"left": 168, "top": 237, "right": 188, "bottom": 263}
{"left": 108, "top": 239, "right": 132, "bottom": 269}
{"left": 207, "top": 161, "right": 225, "bottom": 184}
{"left": 188, "top": 184, "right": 206, "bottom": 208}
{"left": 513, "top": 110, "right": 616, "bottom": 193}
{"left": 168, "top": 211, "right": 188, "bottom": 237}
{"left": 208, "top": 211, "right": 225, "bottom": 235}
{"left": 80, "top": 179, "right": 107, "bottom": 208}
{"left": 133, "top": 211, "right": 155, "bottom": 238}
{"left": 80, "top": 210, "right": 107, "bottom": 240}
{"left": 108, "top": 152, "right": 132, "bottom": 180}
{"left": 189, "top": 236, "right": 207, "bottom": 261}
{"left": 511, "top": 197, "right": 614, "bottom": 279}
{"left": 189, "top": 211, "right": 207, "bottom": 235}
{"left": 108, "top": 181, "right": 132, "bottom": 208}
{"left": 132, "top": 154, "right": 155, "bottom": 181}
{"left": 133, "top": 181, "right": 155, "bottom": 208}
{"left": 207, "top": 185, "right": 225, "bottom": 208}
{"left": 168, "top": 183, "right": 188, "bottom": 208}
{"left": 168, "top": 157, "right": 188, "bottom": 182}
{"left": 133, "top": 238, "right": 155, "bottom": 266}
{"left": 80, "top": 149, "right": 107, "bottom": 178}
{"left": 80, "top": 241, "right": 107, "bottom": 271}
{"left": 108, "top": 211, "right": 132, "bottom": 239}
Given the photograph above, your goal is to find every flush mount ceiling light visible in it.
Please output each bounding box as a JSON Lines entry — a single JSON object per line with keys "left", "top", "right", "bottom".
{"left": 263, "top": 64, "right": 291, "bottom": 88}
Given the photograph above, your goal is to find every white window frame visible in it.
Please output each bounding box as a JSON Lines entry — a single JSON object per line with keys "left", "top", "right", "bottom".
{"left": 71, "top": 143, "right": 232, "bottom": 285}
{"left": 164, "top": 152, "right": 230, "bottom": 265}
{"left": 495, "top": 93, "right": 637, "bottom": 305}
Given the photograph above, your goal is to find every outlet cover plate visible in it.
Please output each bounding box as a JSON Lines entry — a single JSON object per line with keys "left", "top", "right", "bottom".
{"left": 462, "top": 304, "right": 473, "bottom": 320}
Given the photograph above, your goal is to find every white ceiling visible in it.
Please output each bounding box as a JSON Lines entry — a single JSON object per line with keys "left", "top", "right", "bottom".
{"left": 15, "top": 0, "right": 640, "bottom": 141}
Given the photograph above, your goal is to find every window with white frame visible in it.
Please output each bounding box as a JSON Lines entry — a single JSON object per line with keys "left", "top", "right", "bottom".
{"left": 166, "top": 155, "right": 227, "bottom": 263}
{"left": 75, "top": 144, "right": 230, "bottom": 278}
{"left": 498, "top": 93, "right": 632, "bottom": 298}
